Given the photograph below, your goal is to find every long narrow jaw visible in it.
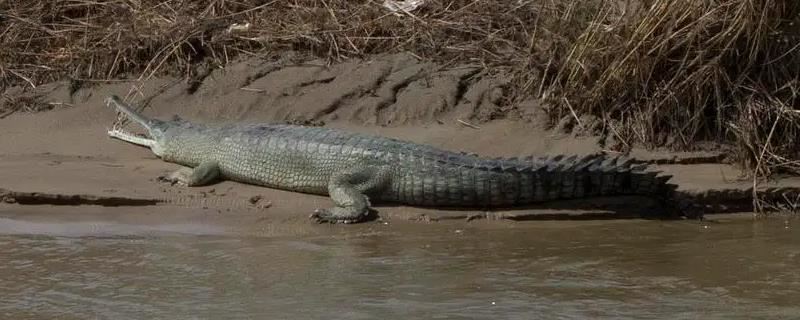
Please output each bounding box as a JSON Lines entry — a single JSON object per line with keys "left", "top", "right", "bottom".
{"left": 106, "top": 95, "right": 156, "bottom": 148}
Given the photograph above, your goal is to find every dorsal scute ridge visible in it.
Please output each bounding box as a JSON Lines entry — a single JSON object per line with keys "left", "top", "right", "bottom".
{"left": 616, "top": 156, "right": 635, "bottom": 168}
{"left": 414, "top": 152, "right": 658, "bottom": 174}
{"left": 342, "top": 131, "right": 656, "bottom": 176}
{"left": 573, "top": 155, "right": 599, "bottom": 172}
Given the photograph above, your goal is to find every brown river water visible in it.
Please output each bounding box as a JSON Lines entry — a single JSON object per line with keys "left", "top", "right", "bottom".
{"left": 0, "top": 214, "right": 798, "bottom": 319}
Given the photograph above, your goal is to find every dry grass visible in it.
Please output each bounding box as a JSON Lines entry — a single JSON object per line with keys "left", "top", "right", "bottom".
{"left": 0, "top": 0, "right": 545, "bottom": 85}
{"left": 0, "top": 0, "right": 798, "bottom": 183}
{"left": 539, "top": 0, "right": 799, "bottom": 211}
{"left": 546, "top": 0, "right": 800, "bottom": 174}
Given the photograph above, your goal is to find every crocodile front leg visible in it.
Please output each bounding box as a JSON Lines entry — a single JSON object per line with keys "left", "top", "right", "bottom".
{"left": 311, "top": 165, "right": 391, "bottom": 224}
{"left": 160, "top": 160, "right": 221, "bottom": 186}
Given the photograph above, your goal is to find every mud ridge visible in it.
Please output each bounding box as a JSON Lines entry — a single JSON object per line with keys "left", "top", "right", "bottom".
{"left": 372, "top": 65, "right": 426, "bottom": 113}
{"left": 0, "top": 188, "right": 161, "bottom": 207}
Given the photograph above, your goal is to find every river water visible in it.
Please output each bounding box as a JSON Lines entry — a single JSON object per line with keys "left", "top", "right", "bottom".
{"left": 0, "top": 215, "right": 798, "bottom": 319}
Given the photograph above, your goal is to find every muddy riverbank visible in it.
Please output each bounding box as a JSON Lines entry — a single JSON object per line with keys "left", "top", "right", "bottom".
{"left": 2, "top": 54, "right": 800, "bottom": 228}
{"left": 2, "top": 2, "right": 799, "bottom": 318}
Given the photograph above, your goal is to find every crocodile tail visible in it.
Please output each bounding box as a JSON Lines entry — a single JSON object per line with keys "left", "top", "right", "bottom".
{"left": 403, "top": 152, "right": 696, "bottom": 217}
{"left": 535, "top": 154, "right": 675, "bottom": 199}
{"left": 454, "top": 153, "right": 689, "bottom": 215}
{"left": 518, "top": 153, "right": 695, "bottom": 217}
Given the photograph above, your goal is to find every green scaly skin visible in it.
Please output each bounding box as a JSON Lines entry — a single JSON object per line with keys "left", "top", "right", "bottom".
{"left": 106, "top": 95, "right": 686, "bottom": 224}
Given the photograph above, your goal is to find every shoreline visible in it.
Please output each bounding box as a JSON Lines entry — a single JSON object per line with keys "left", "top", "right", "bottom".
{"left": 1, "top": 55, "right": 798, "bottom": 232}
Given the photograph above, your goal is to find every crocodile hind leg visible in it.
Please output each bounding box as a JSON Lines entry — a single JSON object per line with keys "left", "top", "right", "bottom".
{"left": 159, "top": 161, "right": 221, "bottom": 187}
{"left": 311, "top": 165, "right": 391, "bottom": 224}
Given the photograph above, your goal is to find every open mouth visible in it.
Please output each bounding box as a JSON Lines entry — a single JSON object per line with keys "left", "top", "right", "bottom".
{"left": 106, "top": 96, "right": 156, "bottom": 148}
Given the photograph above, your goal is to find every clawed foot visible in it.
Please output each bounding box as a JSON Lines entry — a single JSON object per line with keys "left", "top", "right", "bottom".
{"left": 309, "top": 208, "right": 367, "bottom": 224}
{"left": 157, "top": 171, "right": 189, "bottom": 186}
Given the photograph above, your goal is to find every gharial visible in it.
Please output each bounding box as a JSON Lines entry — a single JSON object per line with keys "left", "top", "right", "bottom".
{"left": 105, "top": 95, "right": 692, "bottom": 224}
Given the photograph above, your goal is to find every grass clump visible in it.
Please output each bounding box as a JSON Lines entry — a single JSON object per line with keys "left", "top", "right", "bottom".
{"left": 545, "top": 0, "right": 800, "bottom": 178}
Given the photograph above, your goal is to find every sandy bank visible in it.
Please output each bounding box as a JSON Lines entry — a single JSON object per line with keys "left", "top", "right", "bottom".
{"left": 1, "top": 54, "right": 798, "bottom": 233}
